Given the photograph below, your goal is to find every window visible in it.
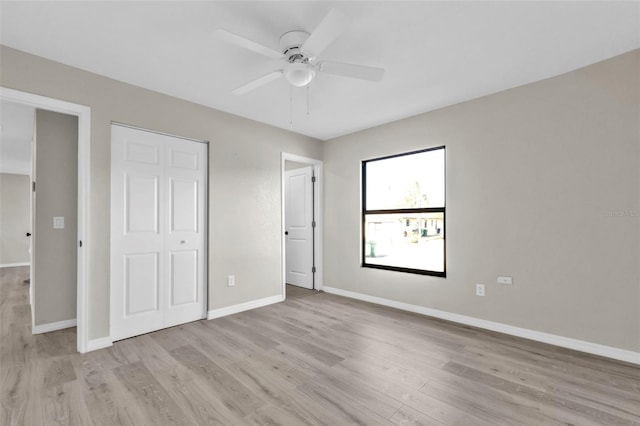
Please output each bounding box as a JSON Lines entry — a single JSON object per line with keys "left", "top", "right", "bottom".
{"left": 362, "top": 146, "right": 445, "bottom": 276}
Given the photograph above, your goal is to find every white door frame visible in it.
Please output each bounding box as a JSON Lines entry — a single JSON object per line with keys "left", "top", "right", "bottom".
{"left": 281, "top": 153, "right": 323, "bottom": 297}
{"left": 1, "top": 87, "right": 91, "bottom": 353}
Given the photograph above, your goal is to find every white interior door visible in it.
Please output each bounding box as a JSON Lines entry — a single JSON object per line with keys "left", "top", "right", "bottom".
{"left": 285, "top": 166, "right": 314, "bottom": 289}
{"left": 164, "top": 138, "right": 207, "bottom": 328}
{"left": 111, "top": 125, "right": 207, "bottom": 341}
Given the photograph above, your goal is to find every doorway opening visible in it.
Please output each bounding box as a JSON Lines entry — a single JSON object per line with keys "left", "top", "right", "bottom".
{"left": 1, "top": 87, "right": 91, "bottom": 353}
{"left": 281, "top": 153, "right": 323, "bottom": 299}
{"left": 0, "top": 101, "right": 33, "bottom": 272}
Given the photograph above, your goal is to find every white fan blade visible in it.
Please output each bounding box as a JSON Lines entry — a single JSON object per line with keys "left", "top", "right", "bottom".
{"left": 214, "top": 29, "right": 284, "bottom": 59}
{"left": 232, "top": 70, "right": 283, "bottom": 95}
{"left": 317, "top": 61, "right": 384, "bottom": 82}
{"left": 301, "top": 9, "right": 348, "bottom": 59}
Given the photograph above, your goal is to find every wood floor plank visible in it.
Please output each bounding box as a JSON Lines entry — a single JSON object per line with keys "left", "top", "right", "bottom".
{"left": 0, "top": 268, "right": 29, "bottom": 310}
{"left": 451, "top": 347, "right": 640, "bottom": 419}
{"left": 259, "top": 300, "right": 344, "bottom": 332}
{"left": 389, "top": 404, "right": 445, "bottom": 426}
{"left": 169, "top": 344, "right": 267, "bottom": 418}
{"left": 334, "top": 321, "right": 452, "bottom": 367}
{"left": 0, "top": 303, "right": 31, "bottom": 331}
{"left": 274, "top": 340, "right": 344, "bottom": 374}
{"left": 180, "top": 320, "right": 255, "bottom": 365}
{"left": 112, "top": 361, "right": 190, "bottom": 425}
{"left": 421, "top": 368, "right": 591, "bottom": 426}
{"left": 301, "top": 325, "right": 371, "bottom": 360}
{"left": 231, "top": 350, "right": 317, "bottom": 389}
{"left": 0, "top": 324, "right": 38, "bottom": 369}
{"left": 311, "top": 365, "right": 403, "bottom": 419}
{"left": 0, "top": 361, "right": 44, "bottom": 426}
{"left": 298, "top": 380, "right": 393, "bottom": 426}
{"left": 223, "top": 310, "right": 306, "bottom": 345}
{"left": 443, "top": 361, "right": 635, "bottom": 425}
{"left": 473, "top": 329, "right": 640, "bottom": 380}
{"left": 303, "top": 296, "right": 468, "bottom": 355}
{"left": 208, "top": 316, "right": 280, "bottom": 351}
{"left": 41, "top": 381, "right": 93, "bottom": 426}
{"left": 329, "top": 361, "right": 492, "bottom": 426}
{"left": 284, "top": 285, "right": 318, "bottom": 299}
{"left": 244, "top": 402, "right": 319, "bottom": 426}
{"left": 131, "top": 335, "right": 241, "bottom": 425}
{"left": 35, "top": 328, "right": 77, "bottom": 360}
{"left": 227, "top": 356, "right": 338, "bottom": 425}
{"left": 41, "top": 358, "right": 77, "bottom": 388}
{"left": 72, "top": 355, "right": 142, "bottom": 426}
{"left": 463, "top": 340, "right": 640, "bottom": 396}
{"left": 337, "top": 354, "right": 428, "bottom": 390}
{"left": 148, "top": 324, "right": 194, "bottom": 353}
{"left": 246, "top": 309, "right": 312, "bottom": 339}
{"left": 335, "top": 324, "right": 448, "bottom": 374}
{"left": 0, "top": 269, "right": 36, "bottom": 370}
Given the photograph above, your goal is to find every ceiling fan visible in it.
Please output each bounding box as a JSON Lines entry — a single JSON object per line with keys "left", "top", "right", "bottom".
{"left": 214, "top": 9, "right": 385, "bottom": 95}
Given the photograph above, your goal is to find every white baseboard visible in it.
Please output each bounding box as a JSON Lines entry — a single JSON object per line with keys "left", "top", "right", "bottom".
{"left": 32, "top": 318, "right": 76, "bottom": 334}
{"left": 207, "top": 294, "right": 283, "bottom": 320}
{"left": 323, "top": 286, "right": 640, "bottom": 365}
{"left": 1, "top": 262, "right": 30, "bottom": 268}
{"left": 87, "top": 336, "right": 113, "bottom": 352}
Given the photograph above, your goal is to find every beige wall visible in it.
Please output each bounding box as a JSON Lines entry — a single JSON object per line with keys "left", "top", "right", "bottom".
{"left": 34, "top": 110, "right": 78, "bottom": 325}
{"left": 0, "top": 45, "right": 323, "bottom": 340}
{"left": 284, "top": 160, "right": 309, "bottom": 171}
{"left": 323, "top": 50, "right": 640, "bottom": 352}
{"left": 0, "top": 173, "right": 31, "bottom": 265}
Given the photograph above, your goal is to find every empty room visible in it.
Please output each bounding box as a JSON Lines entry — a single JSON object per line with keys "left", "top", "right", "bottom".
{"left": 0, "top": 1, "right": 638, "bottom": 425}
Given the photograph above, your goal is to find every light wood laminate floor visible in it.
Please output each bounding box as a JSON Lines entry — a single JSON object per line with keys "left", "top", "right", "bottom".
{"left": 1, "top": 266, "right": 639, "bottom": 425}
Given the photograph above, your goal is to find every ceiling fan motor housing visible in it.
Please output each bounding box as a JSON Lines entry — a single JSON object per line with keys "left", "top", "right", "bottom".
{"left": 280, "top": 30, "right": 311, "bottom": 63}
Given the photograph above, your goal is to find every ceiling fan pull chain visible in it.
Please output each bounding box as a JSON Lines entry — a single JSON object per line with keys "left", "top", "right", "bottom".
{"left": 307, "top": 84, "right": 310, "bottom": 117}
{"left": 290, "top": 84, "right": 294, "bottom": 127}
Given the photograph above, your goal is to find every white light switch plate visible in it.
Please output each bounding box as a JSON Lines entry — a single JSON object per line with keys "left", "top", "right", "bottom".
{"left": 53, "top": 216, "right": 65, "bottom": 229}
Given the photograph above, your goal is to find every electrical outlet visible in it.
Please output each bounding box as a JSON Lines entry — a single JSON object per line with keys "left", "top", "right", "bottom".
{"left": 497, "top": 276, "right": 513, "bottom": 285}
{"left": 475, "top": 283, "right": 485, "bottom": 296}
{"left": 227, "top": 275, "right": 235, "bottom": 287}
{"left": 53, "top": 216, "right": 65, "bottom": 229}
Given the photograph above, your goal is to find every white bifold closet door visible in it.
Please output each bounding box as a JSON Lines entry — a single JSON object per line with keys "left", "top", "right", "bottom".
{"left": 111, "top": 124, "right": 207, "bottom": 341}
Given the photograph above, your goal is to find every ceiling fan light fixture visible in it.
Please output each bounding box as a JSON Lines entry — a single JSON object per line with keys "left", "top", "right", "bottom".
{"left": 285, "top": 64, "right": 315, "bottom": 87}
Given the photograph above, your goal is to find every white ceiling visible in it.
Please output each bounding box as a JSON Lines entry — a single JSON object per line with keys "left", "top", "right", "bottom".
{"left": 0, "top": 101, "right": 34, "bottom": 176}
{"left": 1, "top": 1, "right": 639, "bottom": 141}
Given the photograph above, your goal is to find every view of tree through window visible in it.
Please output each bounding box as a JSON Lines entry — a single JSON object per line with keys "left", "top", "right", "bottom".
{"left": 362, "top": 147, "right": 445, "bottom": 276}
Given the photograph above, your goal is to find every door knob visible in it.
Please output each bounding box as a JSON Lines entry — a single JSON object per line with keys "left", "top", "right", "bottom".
{"left": 26, "top": 233, "right": 31, "bottom": 237}
{"left": 284, "top": 231, "right": 288, "bottom": 235}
